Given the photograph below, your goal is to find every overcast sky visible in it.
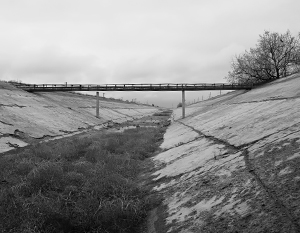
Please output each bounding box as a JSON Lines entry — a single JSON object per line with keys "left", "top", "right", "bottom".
{"left": 0, "top": 0, "right": 299, "bottom": 107}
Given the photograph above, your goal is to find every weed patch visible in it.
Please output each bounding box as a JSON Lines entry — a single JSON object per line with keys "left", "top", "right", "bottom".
{"left": 0, "top": 126, "right": 166, "bottom": 232}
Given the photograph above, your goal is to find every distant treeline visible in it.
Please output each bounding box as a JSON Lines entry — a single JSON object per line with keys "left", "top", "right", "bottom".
{"left": 226, "top": 30, "right": 300, "bottom": 84}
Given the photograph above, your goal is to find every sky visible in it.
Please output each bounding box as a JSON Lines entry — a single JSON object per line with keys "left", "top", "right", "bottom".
{"left": 0, "top": 0, "right": 299, "bottom": 107}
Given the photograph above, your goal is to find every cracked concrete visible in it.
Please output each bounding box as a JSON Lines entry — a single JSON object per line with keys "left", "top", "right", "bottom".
{"left": 148, "top": 74, "right": 300, "bottom": 233}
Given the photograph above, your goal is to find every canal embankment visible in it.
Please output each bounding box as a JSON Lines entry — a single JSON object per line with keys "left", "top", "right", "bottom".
{"left": 147, "top": 73, "right": 300, "bottom": 233}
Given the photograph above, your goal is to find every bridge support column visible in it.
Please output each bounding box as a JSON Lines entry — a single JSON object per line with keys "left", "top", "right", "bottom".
{"left": 182, "top": 90, "right": 185, "bottom": 119}
{"left": 96, "top": 92, "right": 100, "bottom": 118}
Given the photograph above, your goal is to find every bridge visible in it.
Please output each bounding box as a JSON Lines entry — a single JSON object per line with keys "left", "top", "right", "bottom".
{"left": 14, "top": 83, "right": 253, "bottom": 92}
{"left": 13, "top": 82, "right": 254, "bottom": 119}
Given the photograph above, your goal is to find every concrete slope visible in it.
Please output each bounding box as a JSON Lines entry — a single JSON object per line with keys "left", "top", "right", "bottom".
{"left": 151, "top": 74, "right": 300, "bottom": 233}
{"left": 0, "top": 82, "right": 158, "bottom": 153}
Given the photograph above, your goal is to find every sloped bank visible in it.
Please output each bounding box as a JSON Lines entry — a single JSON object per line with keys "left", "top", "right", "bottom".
{"left": 149, "top": 74, "right": 300, "bottom": 233}
{"left": 0, "top": 81, "right": 158, "bottom": 154}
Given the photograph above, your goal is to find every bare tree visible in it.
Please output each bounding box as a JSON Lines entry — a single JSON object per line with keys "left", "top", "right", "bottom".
{"left": 226, "top": 30, "right": 300, "bottom": 84}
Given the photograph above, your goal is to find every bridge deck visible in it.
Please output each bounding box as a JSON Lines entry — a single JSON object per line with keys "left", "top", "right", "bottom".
{"left": 14, "top": 83, "right": 253, "bottom": 92}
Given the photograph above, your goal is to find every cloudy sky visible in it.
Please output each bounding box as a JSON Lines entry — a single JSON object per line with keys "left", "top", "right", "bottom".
{"left": 0, "top": 0, "right": 299, "bottom": 107}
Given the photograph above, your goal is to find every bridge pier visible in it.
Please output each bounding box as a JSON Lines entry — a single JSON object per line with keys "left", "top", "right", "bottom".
{"left": 182, "top": 90, "right": 185, "bottom": 119}
{"left": 96, "top": 92, "right": 100, "bottom": 118}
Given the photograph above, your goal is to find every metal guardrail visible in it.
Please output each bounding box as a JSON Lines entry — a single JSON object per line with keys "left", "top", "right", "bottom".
{"left": 13, "top": 83, "right": 254, "bottom": 92}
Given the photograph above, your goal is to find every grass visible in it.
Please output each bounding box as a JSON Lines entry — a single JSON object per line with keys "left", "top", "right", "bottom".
{"left": 0, "top": 126, "right": 166, "bottom": 233}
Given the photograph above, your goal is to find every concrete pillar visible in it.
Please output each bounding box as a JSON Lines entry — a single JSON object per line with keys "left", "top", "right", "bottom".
{"left": 182, "top": 90, "right": 185, "bottom": 119}
{"left": 96, "top": 92, "right": 100, "bottom": 118}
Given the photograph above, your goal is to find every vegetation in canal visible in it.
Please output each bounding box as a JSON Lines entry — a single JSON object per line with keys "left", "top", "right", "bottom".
{"left": 0, "top": 125, "right": 166, "bottom": 233}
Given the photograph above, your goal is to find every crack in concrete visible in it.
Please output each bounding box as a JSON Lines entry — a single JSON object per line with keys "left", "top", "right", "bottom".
{"left": 247, "top": 127, "right": 300, "bottom": 153}
{"left": 178, "top": 121, "right": 237, "bottom": 151}
{"left": 178, "top": 120, "right": 300, "bottom": 152}
{"left": 112, "top": 109, "right": 135, "bottom": 118}
{"left": 34, "top": 134, "right": 56, "bottom": 140}
{"left": 152, "top": 141, "right": 242, "bottom": 188}
{"left": 0, "top": 133, "right": 21, "bottom": 139}
{"left": 243, "top": 150, "right": 300, "bottom": 233}
{"left": 59, "top": 129, "right": 77, "bottom": 134}
{"left": 233, "top": 121, "right": 300, "bottom": 151}
{"left": 43, "top": 106, "right": 56, "bottom": 108}
{"left": 151, "top": 152, "right": 242, "bottom": 195}
{"left": 230, "top": 95, "right": 300, "bottom": 105}
{"left": 0, "top": 104, "right": 26, "bottom": 108}
{"left": 177, "top": 120, "right": 300, "bottom": 232}
{"left": 160, "top": 136, "right": 202, "bottom": 152}
{"left": 78, "top": 106, "right": 96, "bottom": 109}
{"left": 6, "top": 142, "right": 21, "bottom": 149}
{"left": 0, "top": 129, "right": 27, "bottom": 139}
{"left": 0, "top": 120, "right": 13, "bottom": 126}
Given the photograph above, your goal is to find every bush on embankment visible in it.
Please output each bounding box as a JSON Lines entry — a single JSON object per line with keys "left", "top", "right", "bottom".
{"left": 0, "top": 127, "right": 164, "bottom": 233}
